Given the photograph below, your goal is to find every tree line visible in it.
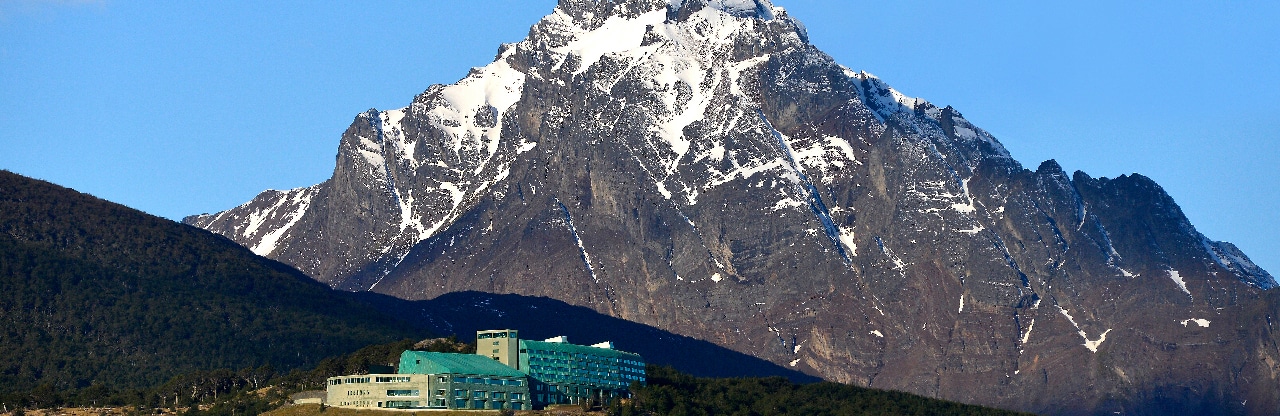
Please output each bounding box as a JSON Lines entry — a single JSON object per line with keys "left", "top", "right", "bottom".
{"left": 608, "top": 366, "right": 1034, "bottom": 416}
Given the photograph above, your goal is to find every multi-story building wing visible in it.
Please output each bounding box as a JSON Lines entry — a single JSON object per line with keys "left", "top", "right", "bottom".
{"left": 326, "top": 351, "right": 532, "bottom": 411}
{"left": 400, "top": 351, "right": 532, "bottom": 411}
{"left": 326, "top": 374, "right": 432, "bottom": 409}
{"left": 518, "top": 336, "right": 647, "bottom": 406}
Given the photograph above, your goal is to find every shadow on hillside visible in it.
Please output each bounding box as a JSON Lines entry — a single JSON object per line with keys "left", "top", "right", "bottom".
{"left": 346, "top": 290, "right": 820, "bottom": 383}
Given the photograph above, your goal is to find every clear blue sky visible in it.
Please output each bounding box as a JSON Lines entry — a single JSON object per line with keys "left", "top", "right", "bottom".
{"left": 2, "top": 1, "right": 1277, "bottom": 274}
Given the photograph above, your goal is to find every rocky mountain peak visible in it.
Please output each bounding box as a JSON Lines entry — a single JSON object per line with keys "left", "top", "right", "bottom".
{"left": 188, "top": 2, "right": 1280, "bottom": 414}
{"left": 667, "top": 0, "right": 777, "bottom": 21}
{"left": 553, "top": 0, "right": 666, "bottom": 28}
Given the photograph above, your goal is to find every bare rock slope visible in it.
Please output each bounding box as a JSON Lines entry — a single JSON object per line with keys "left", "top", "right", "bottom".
{"left": 187, "top": 1, "right": 1279, "bottom": 414}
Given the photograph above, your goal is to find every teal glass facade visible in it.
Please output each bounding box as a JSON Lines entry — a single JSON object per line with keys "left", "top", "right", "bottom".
{"left": 519, "top": 339, "right": 646, "bottom": 405}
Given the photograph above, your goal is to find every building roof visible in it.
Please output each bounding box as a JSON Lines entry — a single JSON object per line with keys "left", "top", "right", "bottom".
{"left": 398, "top": 351, "right": 526, "bottom": 377}
{"left": 520, "top": 340, "right": 643, "bottom": 360}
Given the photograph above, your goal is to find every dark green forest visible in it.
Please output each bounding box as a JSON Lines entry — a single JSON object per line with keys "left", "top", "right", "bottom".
{"left": 0, "top": 170, "right": 422, "bottom": 406}
{"left": 619, "top": 366, "right": 1033, "bottom": 416}
{"left": 0, "top": 336, "right": 474, "bottom": 413}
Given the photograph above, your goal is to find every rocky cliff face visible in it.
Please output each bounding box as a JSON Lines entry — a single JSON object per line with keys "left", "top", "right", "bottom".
{"left": 186, "top": 1, "right": 1279, "bottom": 414}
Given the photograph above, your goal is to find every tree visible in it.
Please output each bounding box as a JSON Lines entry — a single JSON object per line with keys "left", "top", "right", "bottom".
{"left": 27, "top": 383, "right": 60, "bottom": 409}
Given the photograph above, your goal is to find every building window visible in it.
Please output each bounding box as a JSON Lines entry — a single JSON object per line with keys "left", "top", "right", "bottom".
{"left": 472, "top": 400, "right": 485, "bottom": 409}
{"left": 454, "top": 390, "right": 466, "bottom": 397}
{"left": 472, "top": 391, "right": 486, "bottom": 398}
{"left": 510, "top": 393, "right": 523, "bottom": 400}
{"left": 385, "top": 400, "right": 418, "bottom": 409}
{"left": 436, "top": 389, "right": 446, "bottom": 396}
{"left": 386, "top": 390, "right": 419, "bottom": 397}
{"left": 454, "top": 399, "right": 468, "bottom": 409}
{"left": 492, "top": 392, "right": 505, "bottom": 400}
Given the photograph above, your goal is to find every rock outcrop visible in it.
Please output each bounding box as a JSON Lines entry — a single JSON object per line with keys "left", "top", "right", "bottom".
{"left": 186, "top": 1, "right": 1279, "bottom": 414}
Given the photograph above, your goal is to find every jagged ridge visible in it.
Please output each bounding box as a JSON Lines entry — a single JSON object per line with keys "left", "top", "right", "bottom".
{"left": 187, "top": 1, "right": 1280, "bottom": 414}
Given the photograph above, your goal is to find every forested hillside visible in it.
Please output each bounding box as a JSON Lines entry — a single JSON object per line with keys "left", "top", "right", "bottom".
{"left": 620, "top": 366, "right": 1034, "bottom": 416}
{"left": 0, "top": 170, "right": 423, "bottom": 404}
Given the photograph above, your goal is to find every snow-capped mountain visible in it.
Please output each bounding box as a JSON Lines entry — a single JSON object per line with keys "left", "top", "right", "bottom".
{"left": 186, "top": 1, "right": 1280, "bottom": 414}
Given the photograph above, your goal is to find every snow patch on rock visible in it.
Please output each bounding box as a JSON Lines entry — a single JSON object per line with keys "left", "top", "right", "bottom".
{"left": 1168, "top": 269, "right": 1191, "bottom": 297}
{"left": 1057, "top": 306, "right": 1111, "bottom": 353}
{"left": 1181, "top": 319, "right": 1210, "bottom": 328}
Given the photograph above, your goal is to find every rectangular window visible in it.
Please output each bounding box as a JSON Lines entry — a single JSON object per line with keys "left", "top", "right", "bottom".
{"left": 386, "top": 390, "right": 419, "bottom": 397}
{"left": 454, "top": 399, "right": 468, "bottom": 409}
{"left": 510, "top": 393, "right": 523, "bottom": 400}
{"left": 385, "top": 400, "right": 418, "bottom": 409}
{"left": 491, "top": 392, "right": 505, "bottom": 400}
{"left": 473, "top": 400, "right": 485, "bottom": 409}
{"left": 376, "top": 376, "right": 411, "bottom": 383}
{"left": 506, "top": 379, "right": 523, "bottom": 386}
{"left": 473, "top": 391, "right": 486, "bottom": 398}
{"left": 468, "top": 377, "right": 484, "bottom": 384}
{"left": 436, "top": 389, "right": 446, "bottom": 396}
{"left": 488, "top": 378, "right": 504, "bottom": 385}
{"left": 454, "top": 389, "right": 466, "bottom": 397}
